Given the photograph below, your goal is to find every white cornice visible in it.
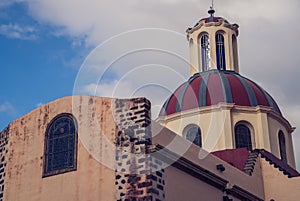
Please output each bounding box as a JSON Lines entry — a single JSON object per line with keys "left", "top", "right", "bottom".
{"left": 156, "top": 103, "right": 295, "bottom": 133}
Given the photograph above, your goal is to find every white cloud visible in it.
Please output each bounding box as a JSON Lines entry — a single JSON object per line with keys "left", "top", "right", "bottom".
{"left": 0, "top": 0, "right": 18, "bottom": 8}
{"left": 0, "top": 23, "right": 37, "bottom": 40}
{"left": 0, "top": 102, "right": 16, "bottom": 115}
{"left": 36, "top": 102, "right": 43, "bottom": 107}
{"left": 22, "top": 0, "right": 299, "bottom": 45}
{"left": 7, "top": 0, "right": 300, "bottom": 170}
{"left": 72, "top": 28, "right": 190, "bottom": 119}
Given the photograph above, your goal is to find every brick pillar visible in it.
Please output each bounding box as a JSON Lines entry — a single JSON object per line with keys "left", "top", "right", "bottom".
{"left": 114, "top": 98, "right": 165, "bottom": 201}
{"left": 0, "top": 126, "right": 9, "bottom": 201}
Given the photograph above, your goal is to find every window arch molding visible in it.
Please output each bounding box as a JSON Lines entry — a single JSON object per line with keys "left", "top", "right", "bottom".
{"left": 234, "top": 121, "right": 254, "bottom": 151}
{"left": 215, "top": 31, "right": 226, "bottom": 70}
{"left": 43, "top": 113, "right": 78, "bottom": 177}
{"left": 215, "top": 30, "right": 226, "bottom": 36}
{"left": 278, "top": 130, "right": 287, "bottom": 163}
{"left": 183, "top": 124, "right": 202, "bottom": 147}
{"left": 198, "top": 32, "right": 210, "bottom": 72}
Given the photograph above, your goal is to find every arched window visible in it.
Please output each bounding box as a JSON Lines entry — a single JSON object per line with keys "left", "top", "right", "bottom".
{"left": 185, "top": 125, "right": 202, "bottom": 147}
{"left": 235, "top": 124, "right": 252, "bottom": 151}
{"left": 200, "top": 34, "right": 210, "bottom": 71}
{"left": 216, "top": 33, "right": 226, "bottom": 70}
{"left": 43, "top": 113, "right": 78, "bottom": 177}
{"left": 278, "top": 131, "right": 287, "bottom": 163}
{"left": 232, "top": 34, "right": 238, "bottom": 69}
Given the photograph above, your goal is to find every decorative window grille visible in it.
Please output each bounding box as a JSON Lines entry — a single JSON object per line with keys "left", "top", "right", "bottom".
{"left": 235, "top": 124, "right": 252, "bottom": 151}
{"left": 186, "top": 126, "right": 202, "bottom": 147}
{"left": 216, "top": 33, "right": 226, "bottom": 70}
{"left": 43, "top": 113, "right": 78, "bottom": 177}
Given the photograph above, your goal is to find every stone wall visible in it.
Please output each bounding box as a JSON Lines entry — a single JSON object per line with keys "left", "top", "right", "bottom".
{"left": 0, "top": 127, "right": 9, "bottom": 201}
{"left": 0, "top": 96, "right": 166, "bottom": 201}
{"left": 114, "top": 98, "right": 165, "bottom": 201}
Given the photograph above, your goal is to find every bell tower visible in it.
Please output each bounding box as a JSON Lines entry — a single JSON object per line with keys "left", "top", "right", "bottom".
{"left": 159, "top": 6, "right": 297, "bottom": 169}
{"left": 187, "top": 6, "right": 239, "bottom": 76}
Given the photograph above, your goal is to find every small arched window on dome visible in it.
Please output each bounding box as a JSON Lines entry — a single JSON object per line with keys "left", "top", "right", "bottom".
{"left": 278, "top": 131, "right": 287, "bottom": 163}
{"left": 43, "top": 113, "right": 78, "bottom": 177}
{"left": 185, "top": 125, "right": 202, "bottom": 147}
{"left": 200, "top": 34, "right": 210, "bottom": 71}
{"left": 235, "top": 124, "right": 252, "bottom": 151}
{"left": 216, "top": 33, "right": 226, "bottom": 70}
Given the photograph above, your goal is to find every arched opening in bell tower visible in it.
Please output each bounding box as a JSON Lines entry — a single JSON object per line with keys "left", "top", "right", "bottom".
{"left": 216, "top": 32, "right": 226, "bottom": 70}
{"left": 199, "top": 33, "right": 210, "bottom": 71}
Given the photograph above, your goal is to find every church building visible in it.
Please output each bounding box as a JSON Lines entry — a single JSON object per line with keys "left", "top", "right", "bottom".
{"left": 0, "top": 7, "right": 299, "bottom": 201}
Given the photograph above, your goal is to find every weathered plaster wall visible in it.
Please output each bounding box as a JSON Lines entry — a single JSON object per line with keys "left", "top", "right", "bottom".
{"left": 261, "top": 158, "right": 300, "bottom": 201}
{"left": 165, "top": 165, "right": 224, "bottom": 201}
{"left": 2, "top": 96, "right": 166, "bottom": 201}
{"left": 4, "top": 96, "right": 117, "bottom": 201}
{"left": 152, "top": 121, "right": 265, "bottom": 200}
{"left": 3, "top": 95, "right": 298, "bottom": 201}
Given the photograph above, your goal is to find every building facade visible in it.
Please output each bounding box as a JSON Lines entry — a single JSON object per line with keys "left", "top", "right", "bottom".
{"left": 1, "top": 8, "right": 300, "bottom": 201}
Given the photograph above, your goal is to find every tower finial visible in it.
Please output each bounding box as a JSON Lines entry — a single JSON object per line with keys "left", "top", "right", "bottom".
{"left": 208, "top": 0, "right": 215, "bottom": 17}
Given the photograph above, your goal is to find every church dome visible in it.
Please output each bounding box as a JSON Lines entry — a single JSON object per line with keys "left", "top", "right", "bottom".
{"left": 159, "top": 70, "right": 281, "bottom": 117}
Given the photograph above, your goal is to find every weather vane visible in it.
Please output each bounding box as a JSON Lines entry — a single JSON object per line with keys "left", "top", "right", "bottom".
{"left": 208, "top": 0, "right": 215, "bottom": 17}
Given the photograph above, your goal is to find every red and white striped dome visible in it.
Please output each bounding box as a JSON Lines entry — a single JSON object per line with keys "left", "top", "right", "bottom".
{"left": 159, "top": 70, "right": 281, "bottom": 117}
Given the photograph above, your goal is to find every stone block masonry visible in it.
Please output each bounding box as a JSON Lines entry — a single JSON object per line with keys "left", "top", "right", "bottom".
{"left": 114, "top": 98, "right": 165, "bottom": 201}
{"left": 0, "top": 127, "right": 9, "bottom": 201}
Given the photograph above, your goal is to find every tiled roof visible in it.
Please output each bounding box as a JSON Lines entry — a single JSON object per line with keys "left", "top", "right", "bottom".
{"left": 159, "top": 70, "right": 281, "bottom": 116}
{"left": 212, "top": 148, "right": 300, "bottom": 178}
{"left": 258, "top": 149, "right": 300, "bottom": 178}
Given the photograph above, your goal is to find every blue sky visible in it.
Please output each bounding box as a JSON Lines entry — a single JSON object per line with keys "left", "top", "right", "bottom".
{"left": 0, "top": 2, "right": 87, "bottom": 129}
{"left": 1, "top": 0, "right": 300, "bottom": 170}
